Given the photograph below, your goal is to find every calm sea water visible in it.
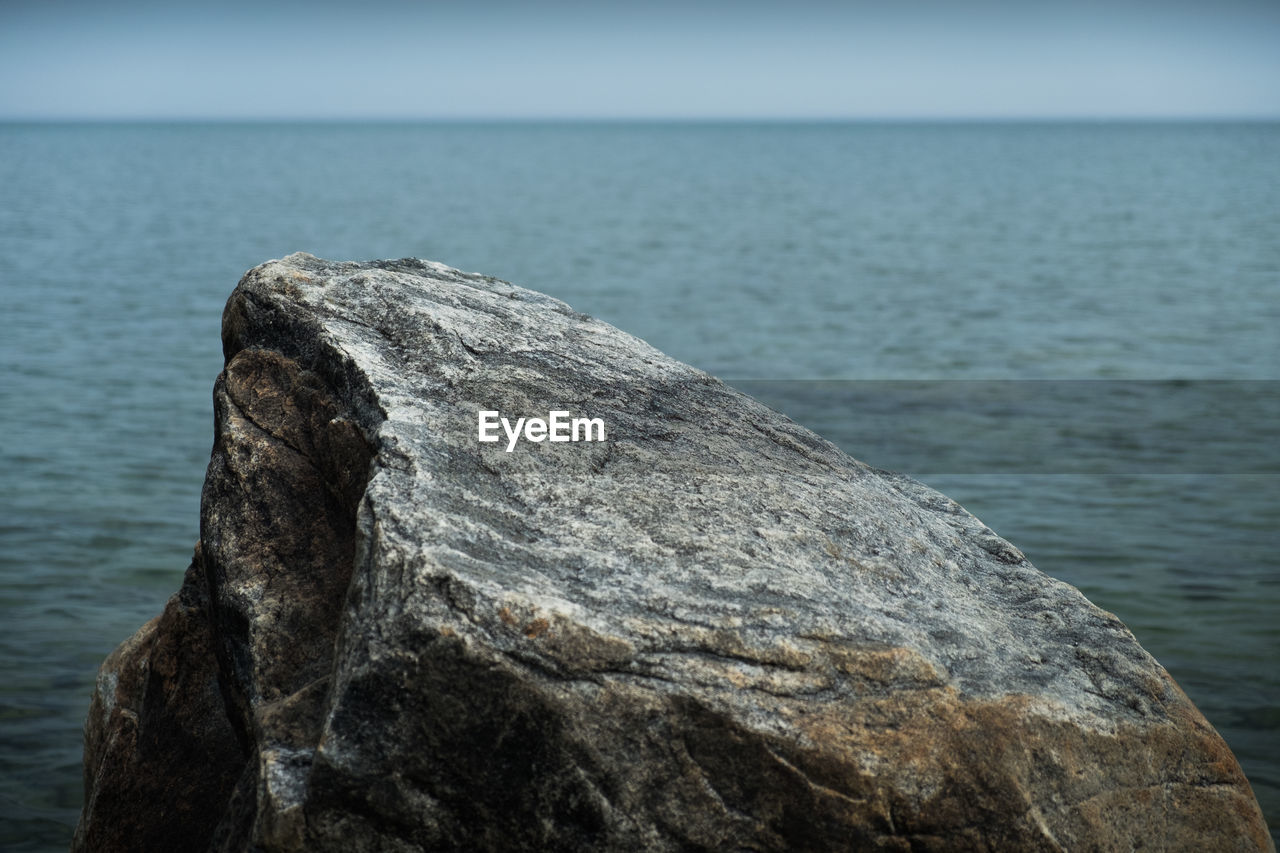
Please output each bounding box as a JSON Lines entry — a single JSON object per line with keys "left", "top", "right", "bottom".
{"left": 1, "top": 121, "right": 1276, "bottom": 849}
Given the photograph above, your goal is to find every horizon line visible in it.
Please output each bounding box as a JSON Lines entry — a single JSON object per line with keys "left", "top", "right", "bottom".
{"left": 3, "top": 114, "right": 1279, "bottom": 125}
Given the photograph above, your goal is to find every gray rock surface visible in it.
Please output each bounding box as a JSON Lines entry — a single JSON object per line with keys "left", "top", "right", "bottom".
{"left": 76, "top": 253, "right": 1272, "bottom": 851}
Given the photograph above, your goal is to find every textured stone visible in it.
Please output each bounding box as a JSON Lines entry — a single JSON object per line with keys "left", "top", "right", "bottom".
{"left": 76, "top": 253, "right": 1272, "bottom": 851}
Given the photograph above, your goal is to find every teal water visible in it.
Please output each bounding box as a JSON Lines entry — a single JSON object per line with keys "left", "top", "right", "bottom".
{"left": 1, "top": 121, "right": 1276, "bottom": 848}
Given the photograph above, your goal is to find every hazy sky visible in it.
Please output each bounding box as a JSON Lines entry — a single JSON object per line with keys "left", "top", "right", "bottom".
{"left": 2, "top": 0, "right": 1278, "bottom": 119}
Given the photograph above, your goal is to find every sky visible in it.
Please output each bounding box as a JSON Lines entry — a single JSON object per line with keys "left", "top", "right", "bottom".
{"left": 1, "top": 0, "right": 1278, "bottom": 120}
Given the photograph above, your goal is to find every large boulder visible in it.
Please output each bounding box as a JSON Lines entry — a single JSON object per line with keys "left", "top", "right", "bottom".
{"left": 75, "top": 254, "right": 1272, "bottom": 851}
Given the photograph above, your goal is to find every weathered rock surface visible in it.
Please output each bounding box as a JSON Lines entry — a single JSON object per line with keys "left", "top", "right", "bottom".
{"left": 76, "top": 253, "right": 1272, "bottom": 851}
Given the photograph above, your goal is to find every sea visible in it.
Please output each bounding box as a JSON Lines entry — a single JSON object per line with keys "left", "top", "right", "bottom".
{"left": 0, "top": 121, "right": 1276, "bottom": 849}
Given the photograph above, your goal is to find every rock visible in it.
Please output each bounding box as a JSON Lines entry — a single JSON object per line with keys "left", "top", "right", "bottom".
{"left": 76, "top": 253, "right": 1272, "bottom": 851}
